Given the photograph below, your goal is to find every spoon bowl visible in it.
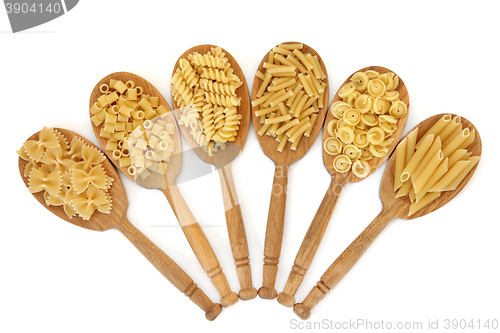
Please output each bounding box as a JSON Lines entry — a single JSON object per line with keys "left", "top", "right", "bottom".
{"left": 251, "top": 42, "right": 329, "bottom": 299}
{"left": 323, "top": 66, "right": 410, "bottom": 182}
{"left": 19, "top": 128, "right": 222, "bottom": 320}
{"left": 294, "top": 114, "right": 481, "bottom": 319}
{"left": 171, "top": 44, "right": 251, "bottom": 168}
{"left": 380, "top": 113, "right": 481, "bottom": 219}
{"left": 89, "top": 72, "right": 183, "bottom": 190}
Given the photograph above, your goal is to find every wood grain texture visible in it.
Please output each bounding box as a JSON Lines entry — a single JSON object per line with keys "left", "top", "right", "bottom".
{"left": 259, "top": 164, "right": 290, "bottom": 299}
{"left": 170, "top": 44, "right": 256, "bottom": 300}
{"left": 278, "top": 66, "right": 410, "bottom": 307}
{"left": 89, "top": 73, "right": 237, "bottom": 307}
{"left": 18, "top": 129, "right": 222, "bottom": 320}
{"left": 294, "top": 114, "right": 482, "bottom": 320}
{"left": 251, "top": 42, "right": 329, "bottom": 299}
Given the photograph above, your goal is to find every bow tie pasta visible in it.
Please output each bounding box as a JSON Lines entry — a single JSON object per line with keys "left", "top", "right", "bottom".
{"left": 18, "top": 127, "right": 113, "bottom": 220}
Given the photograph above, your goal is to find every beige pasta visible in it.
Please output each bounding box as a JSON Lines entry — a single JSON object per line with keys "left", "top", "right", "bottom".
{"left": 393, "top": 115, "right": 481, "bottom": 216}
{"left": 18, "top": 128, "right": 114, "bottom": 220}
{"left": 323, "top": 69, "right": 407, "bottom": 178}
{"left": 252, "top": 43, "right": 327, "bottom": 152}
{"left": 171, "top": 46, "right": 243, "bottom": 156}
{"left": 92, "top": 78, "right": 178, "bottom": 180}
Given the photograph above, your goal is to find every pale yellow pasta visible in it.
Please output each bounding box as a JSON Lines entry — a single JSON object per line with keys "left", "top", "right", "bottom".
{"left": 408, "top": 192, "right": 441, "bottom": 216}
{"left": 324, "top": 137, "right": 342, "bottom": 155}
{"left": 251, "top": 44, "right": 328, "bottom": 152}
{"left": 443, "top": 156, "right": 480, "bottom": 191}
{"left": 393, "top": 137, "right": 407, "bottom": 191}
{"left": 429, "top": 160, "right": 471, "bottom": 192}
{"left": 414, "top": 158, "right": 448, "bottom": 203}
{"left": 411, "top": 136, "right": 442, "bottom": 181}
{"left": 400, "top": 134, "right": 434, "bottom": 182}
{"left": 392, "top": 115, "right": 480, "bottom": 215}
{"left": 333, "top": 155, "right": 352, "bottom": 173}
{"left": 442, "top": 128, "right": 470, "bottom": 158}
{"left": 352, "top": 160, "right": 370, "bottom": 178}
{"left": 412, "top": 149, "right": 444, "bottom": 193}
{"left": 20, "top": 128, "right": 114, "bottom": 220}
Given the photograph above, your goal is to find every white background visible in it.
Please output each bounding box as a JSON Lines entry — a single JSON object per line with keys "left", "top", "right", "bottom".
{"left": 1, "top": 1, "right": 499, "bottom": 332}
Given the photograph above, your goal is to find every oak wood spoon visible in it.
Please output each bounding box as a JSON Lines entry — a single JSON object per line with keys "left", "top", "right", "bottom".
{"left": 89, "top": 72, "right": 238, "bottom": 307}
{"left": 170, "top": 44, "right": 256, "bottom": 300}
{"left": 251, "top": 42, "right": 329, "bottom": 299}
{"left": 277, "top": 66, "right": 409, "bottom": 307}
{"left": 293, "top": 113, "right": 482, "bottom": 320}
{"left": 18, "top": 128, "right": 222, "bottom": 321}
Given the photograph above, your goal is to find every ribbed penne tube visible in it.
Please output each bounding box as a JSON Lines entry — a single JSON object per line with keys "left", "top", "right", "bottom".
{"left": 429, "top": 160, "right": 471, "bottom": 192}
{"left": 400, "top": 134, "right": 434, "bottom": 182}
{"left": 415, "top": 158, "right": 448, "bottom": 203}
{"left": 443, "top": 156, "right": 480, "bottom": 191}
{"left": 413, "top": 149, "right": 444, "bottom": 193}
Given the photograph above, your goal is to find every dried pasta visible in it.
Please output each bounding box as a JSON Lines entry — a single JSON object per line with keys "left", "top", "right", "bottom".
{"left": 252, "top": 44, "right": 328, "bottom": 152}
{"left": 393, "top": 114, "right": 481, "bottom": 216}
{"left": 91, "top": 78, "right": 178, "bottom": 180}
{"left": 323, "top": 69, "right": 407, "bottom": 178}
{"left": 18, "top": 127, "right": 114, "bottom": 220}
{"left": 171, "top": 46, "right": 243, "bottom": 156}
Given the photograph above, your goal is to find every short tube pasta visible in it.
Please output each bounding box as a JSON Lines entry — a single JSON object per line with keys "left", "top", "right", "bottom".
{"left": 393, "top": 114, "right": 481, "bottom": 215}
{"left": 251, "top": 43, "right": 328, "bottom": 152}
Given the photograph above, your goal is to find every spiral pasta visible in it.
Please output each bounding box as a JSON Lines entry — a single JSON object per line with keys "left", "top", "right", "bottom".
{"left": 171, "top": 46, "right": 243, "bottom": 156}
{"left": 323, "top": 69, "right": 407, "bottom": 178}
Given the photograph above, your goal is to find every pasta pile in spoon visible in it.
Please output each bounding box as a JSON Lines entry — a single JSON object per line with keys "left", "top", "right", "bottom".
{"left": 18, "top": 126, "right": 113, "bottom": 220}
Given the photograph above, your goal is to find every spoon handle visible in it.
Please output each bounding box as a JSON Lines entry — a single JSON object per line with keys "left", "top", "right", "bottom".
{"left": 218, "top": 162, "right": 257, "bottom": 301}
{"left": 161, "top": 186, "right": 239, "bottom": 308}
{"left": 278, "top": 177, "right": 346, "bottom": 307}
{"left": 293, "top": 209, "right": 394, "bottom": 320}
{"left": 116, "top": 217, "right": 222, "bottom": 320}
{"left": 258, "top": 163, "right": 290, "bottom": 300}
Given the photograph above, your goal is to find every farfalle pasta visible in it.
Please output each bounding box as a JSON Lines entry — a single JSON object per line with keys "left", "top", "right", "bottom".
{"left": 91, "top": 78, "right": 177, "bottom": 180}
{"left": 324, "top": 69, "right": 407, "bottom": 177}
{"left": 18, "top": 127, "right": 113, "bottom": 220}
{"left": 171, "top": 46, "right": 243, "bottom": 156}
{"left": 393, "top": 114, "right": 481, "bottom": 216}
{"left": 252, "top": 43, "right": 327, "bottom": 152}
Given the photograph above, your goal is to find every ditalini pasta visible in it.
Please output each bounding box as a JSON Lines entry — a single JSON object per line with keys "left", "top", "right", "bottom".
{"left": 393, "top": 114, "right": 481, "bottom": 216}
{"left": 170, "top": 46, "right": 243, "bottom": 156}
{"left": 18, "top": 127, "right": 113, "bottom": 220}
{"left": 90, "top": 78, "right": 177, "bottom": 180}
{"left": 324, "top": 69, "right": 407, "bottom": 176}
{"left": 252, "top": 43, "right": 327, "bottom": 152}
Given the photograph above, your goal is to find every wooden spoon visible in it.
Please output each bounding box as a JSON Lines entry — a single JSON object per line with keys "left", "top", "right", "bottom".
{"left": 89, "top": 72, "right": 238, "bottom": 307}
{"left": 170, "top": 44, "right": 256, "bottom": 300}
{"left": 277, "top": 66, "right": 409, "bottom": 307}
{"left": 18, "top": 128, "right": 222, "bottom": 321}
{"left": 293, "top": 113, "right": 482, "bottom": 320}
{"left": 251, "top": 42, "right": 329, "bottom": 299}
